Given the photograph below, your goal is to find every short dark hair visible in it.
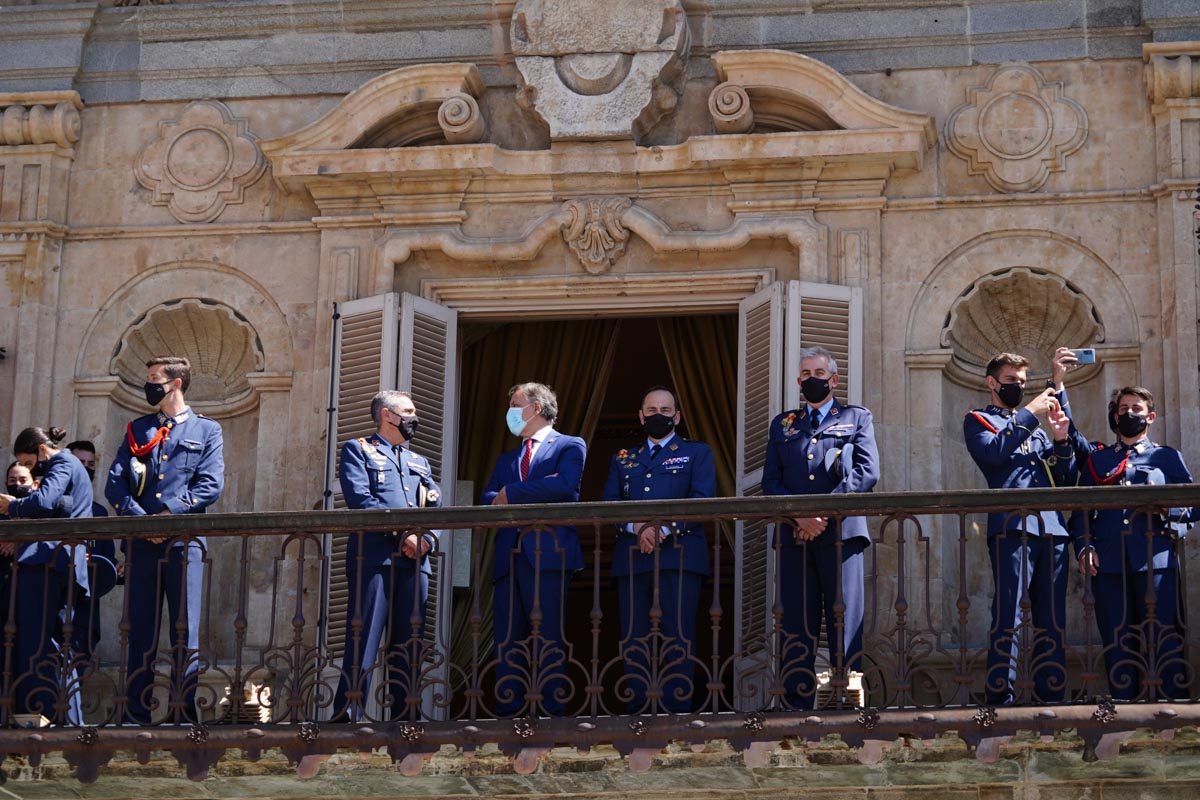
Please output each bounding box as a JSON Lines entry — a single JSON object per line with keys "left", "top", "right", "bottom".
{"left": 13, "top": 426, "right": 66, "bottom": 456}
{"left": 66, "top": 440, "right": 96, "bottom": 455}
{"left": 985, "top": 353, "right": 1030, "bottom": 380}
{"left": 147, "top": 356, "right": 192, "bottom": 393}
{"left": 641, "top": 385, "right": 680, "bottom": 411}
{"left": 1115, "top": 385, "right": 1156, "bottom": 415}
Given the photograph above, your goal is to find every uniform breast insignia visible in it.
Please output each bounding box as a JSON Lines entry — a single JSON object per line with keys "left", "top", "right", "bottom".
{"left": 668, "top": 442, "right": 679, "bottom": 451}
{"left": 407, "top": 461, "right": 431, "bottom": 477}
{"left": 824, "top": 423, "right": 855, "bottom": 436}
{"left": 780, "top": 412, "right": 800, "bottom": 437}
{"left": 616, "top": 449, "right": 639, "bottom": 469}
{"left": 661, "top": 456, "right": 690, "bottom": 468}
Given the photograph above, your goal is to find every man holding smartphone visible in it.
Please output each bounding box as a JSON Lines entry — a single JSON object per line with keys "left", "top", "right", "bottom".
{"left": 963, "top": 346, "right": 1090, "bottom": 705}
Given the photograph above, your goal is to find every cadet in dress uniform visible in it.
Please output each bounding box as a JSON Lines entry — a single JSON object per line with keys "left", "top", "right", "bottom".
{"left": 0, "top": 426, "right": 92, "bottom": 720}
{"left": 963, "top": 348, "right": 1087, "bottom": 705}
{"left": 1071, "top": 386, "right": 1194, "bottom": 700}
{"left": 762, "top": 346, "right": 879, "bottom": 710}
{"left": 106, "top": 356, "right": 224, "bottom": 724}
{"left": 332, "top": 390, "right": 441, "bottom": 722}
{"left": 601, "top": 386, "right": 715, "bottom": 714}
{"left": 482, "top": 382, "right": 586, "bottom": 717}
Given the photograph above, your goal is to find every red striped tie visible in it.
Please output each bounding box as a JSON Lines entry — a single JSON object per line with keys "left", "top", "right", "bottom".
{"left": 520, "top": 438, "right": 535, "bottom": 481}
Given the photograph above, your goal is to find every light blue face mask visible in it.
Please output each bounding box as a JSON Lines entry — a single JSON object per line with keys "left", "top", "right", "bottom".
{"left": 506, "top": 405, "right": 529, "bottom": 437}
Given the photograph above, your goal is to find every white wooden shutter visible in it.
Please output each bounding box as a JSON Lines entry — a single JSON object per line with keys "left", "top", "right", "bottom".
{"left": 323, "top": 293, "right": 399, "bottom": 661}
{"left": 396, "top": 293, "right": 458, "bottom": 720}
{"left": 734, "top": 282, "right": 786, "bottom": 711}
{"left": 796, "top": 281, "right": 863, "bottom": 406}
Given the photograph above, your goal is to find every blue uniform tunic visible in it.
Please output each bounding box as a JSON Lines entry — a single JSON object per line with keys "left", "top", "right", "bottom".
{"left": 601, "top": 435, "right": 715, "bottom": 713}
{"left": 1071, "top": 438, "right": 1194, "bottom": 700}
{"left": 762, "top": 399, "right": 879, "bottom": 710}
{"left": 963, "top": 396, "right": 1081, "bottom": 704}
{"left": 333, "top": 433, "right": 441, "bottom": 721}
{"left": 106, "top": 408, "right": 224, "bottom": 724}
{"left": 7, "top": 450, "right": 93, "bottom": 720}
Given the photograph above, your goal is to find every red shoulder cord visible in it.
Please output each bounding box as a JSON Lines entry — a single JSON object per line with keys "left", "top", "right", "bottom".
{"left": 1086, "top": 450, "right": 1129, "bottom": 486}
{"left": 968, "top": 411, "right": 999, "bottom": 434}
{"left": 126, "top": 422, "right": 170, "bottom": 458}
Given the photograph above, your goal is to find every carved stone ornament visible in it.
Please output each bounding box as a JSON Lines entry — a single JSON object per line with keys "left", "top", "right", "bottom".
{"left": 510, "top": 0, "right": 688, "bottom": 140}
{"left": 110, "top": 298, "right": 265, "bottom": 406}
{"left": 0, "top": 97, "right": 81, "bottom": 148}
{"left": 1144, "top": 45, "right": 1200, "bottom": 105}
{"left": 561, "top": 197, "right": 632, "bottom": 274}
{"left": 946, "top": 64, "right": 1087, "bottom": 193}
{"left": 941, "top": 267, "right": 1104, "bottom": 375}
{"left": 135, "top": 100, "right": 266, "bottom": 224}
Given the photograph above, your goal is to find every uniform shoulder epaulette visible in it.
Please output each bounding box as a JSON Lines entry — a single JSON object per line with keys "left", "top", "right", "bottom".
{"left": 966, "top": 410, "right": 999, "bottom": 434}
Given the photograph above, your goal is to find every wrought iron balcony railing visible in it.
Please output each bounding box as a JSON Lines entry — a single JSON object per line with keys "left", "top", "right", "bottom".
{"left": 1, "top": 485, "right": 1198, "bottom": 781}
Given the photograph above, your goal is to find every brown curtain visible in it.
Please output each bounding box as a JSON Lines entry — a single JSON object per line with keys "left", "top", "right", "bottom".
{"left": 450, "top": 318, "right": 621, "bottom": 674}
{"left": 657, "top": 315, "right": 739, "bottom": 542}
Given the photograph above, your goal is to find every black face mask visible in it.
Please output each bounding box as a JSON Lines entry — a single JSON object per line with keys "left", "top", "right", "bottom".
{"left": 800, "top": 376, "right": 832, "bottom": 404}
{"left": 30, "top": 459, "right": 48, "bottom": 480}
{"left": 643, "top": 413, "right": 676, "bottom": 440}
{"left": 84, "top": 467, "right": 96, "bottom": 482}
{"left": 1115, "top": 411, "right": 1148, "bottom": 439}
{"left": 144, "top": 380, "right": 171, "bottom": 407}
{"left": 6, "top": 484, "right": 31, "bottom": 499}
{"left": 996, "top": 381, "right": 1025, "bottom": 409}
{"left": 397, "top": 415, "right": 419, "bottom": 443}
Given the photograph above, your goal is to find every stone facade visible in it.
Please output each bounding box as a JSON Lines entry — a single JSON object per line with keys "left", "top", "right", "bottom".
{"left": 2, "top": 0, "right": 1200, "bottom": 748}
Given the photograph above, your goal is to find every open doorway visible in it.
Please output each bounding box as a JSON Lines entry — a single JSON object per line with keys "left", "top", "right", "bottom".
{"left": 453, "top": 313, "right": 737, "bottom": 712}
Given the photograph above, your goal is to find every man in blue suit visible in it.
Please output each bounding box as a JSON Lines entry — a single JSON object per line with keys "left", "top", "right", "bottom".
{"left": 602, "top": 386, "right": 715, "bottom": 714}
{"left": 482, "top": 382, "right": 586, "bottom": 717}
{"left": 1072, "top": 386, "right": 1193, "bottom": 700}
{"left": 963, "top": 348, "right": 1084, "bottom": 705}
{"left": 106, "top": 356, "right": 224, "bottom": 724}
{"left": 332, "top": 390, "right": 441, "bottom": 722}
{"left": 763, "top": 346, "right": 879, "bottom": 710}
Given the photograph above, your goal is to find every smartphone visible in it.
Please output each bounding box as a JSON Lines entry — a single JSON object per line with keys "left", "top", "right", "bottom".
{"left": 1072, "top": 348, "right": 1096, "bottom": 364}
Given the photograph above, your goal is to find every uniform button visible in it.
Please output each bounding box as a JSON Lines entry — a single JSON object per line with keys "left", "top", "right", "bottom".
{"left": 809, "top": 474, "right": 816, "bottom": 481}
{"left": 644, "top": 487, "right": 651, "bottom": 492}
{"left": 1123, "top": 519, "right": 1129, "bottom": 525}
{"left": 811, "top": 438, "right": 818, "bottom": 445}
{"left": 155, "top": 493, "right": 162, "bottom": 498}
{"left": 808, "top": 454, "right": 814, "bottom": 460}
{"left": 158, "top": 474, "right": 165, "bottom": 479}
{"left": 162, "top": 455, "right": 169, "bottom": 461}
{"left": 646, "top": 474, "right": 653, "bottom": 479}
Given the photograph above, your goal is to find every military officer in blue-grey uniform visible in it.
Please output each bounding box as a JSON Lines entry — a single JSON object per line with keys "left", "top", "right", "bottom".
{"left": 332, "top": 389, "right": 441, "bottom": 722}
{"left": 1071, "top": 386, "right": 1194, "bottom": 700}
{"left": 963, "top": 348, "right": 1086, "bottom": 705}
{"left": 602, "top": 386, "right": 715, "bottom": 714}
{"left": 0, "top": 426, "right": 93, "bottom": 720}
{"left": 106, "top": 356, "right": 224, "bottom": 724}
{"left": 763, "top": 346, "right": 879, "bottom": 710}
{"left": 482, "top": 382, "right": 586, "bottom": 717}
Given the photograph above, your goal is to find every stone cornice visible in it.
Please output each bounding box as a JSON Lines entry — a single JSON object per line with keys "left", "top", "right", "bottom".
{"left": 64, "top": 220, "right": 317, "bottom": 241}
{"left": 0, "top": 4, "right": 99, "bottom": 41}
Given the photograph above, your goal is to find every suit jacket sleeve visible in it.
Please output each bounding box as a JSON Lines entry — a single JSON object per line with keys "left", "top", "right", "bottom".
{"left": 831, "top": 410, "right": 879, "bottom": 495}
{"left": 963, "top": 408, "right": 1038, "bottom": 468}
{"left": 163, "top": 421, "right": 225, "bottom": 514}
{"left": 504, "top": 436, "right": 586, "bottom": 505}
{"left": 480, "top": 457, "right": 505, "bottom": 505}
{"left": 105, "top": 432, "right": 147, "bottom": 516}
{"left": 338, "top": 440, "right": 387, "bottom": 510}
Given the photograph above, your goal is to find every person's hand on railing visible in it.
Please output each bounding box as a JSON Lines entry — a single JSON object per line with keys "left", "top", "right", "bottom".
{"left": 1078, "top": 548, "right": 1099, "bottom": 576}
{"left": 0, "top": 541, "right": 13, "bottom": 557}
{"left": 491, "top": 487, "right": 509, "bottom": 505}
{"left": 792, "top": 516, "right": 827, "bottom": 542}
{"left": 634, "top": 524, "right": 665, "bottom": 554}
{"left": 401, "top": 533, "right": 431, "bottom": 559}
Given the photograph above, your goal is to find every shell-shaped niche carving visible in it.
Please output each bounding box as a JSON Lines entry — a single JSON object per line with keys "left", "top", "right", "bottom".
{"left": 110, "top": 299, "right": 265, "bottom": 406}
{"left": 942, "top": 268, "right": 1104, "bottom": 376}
